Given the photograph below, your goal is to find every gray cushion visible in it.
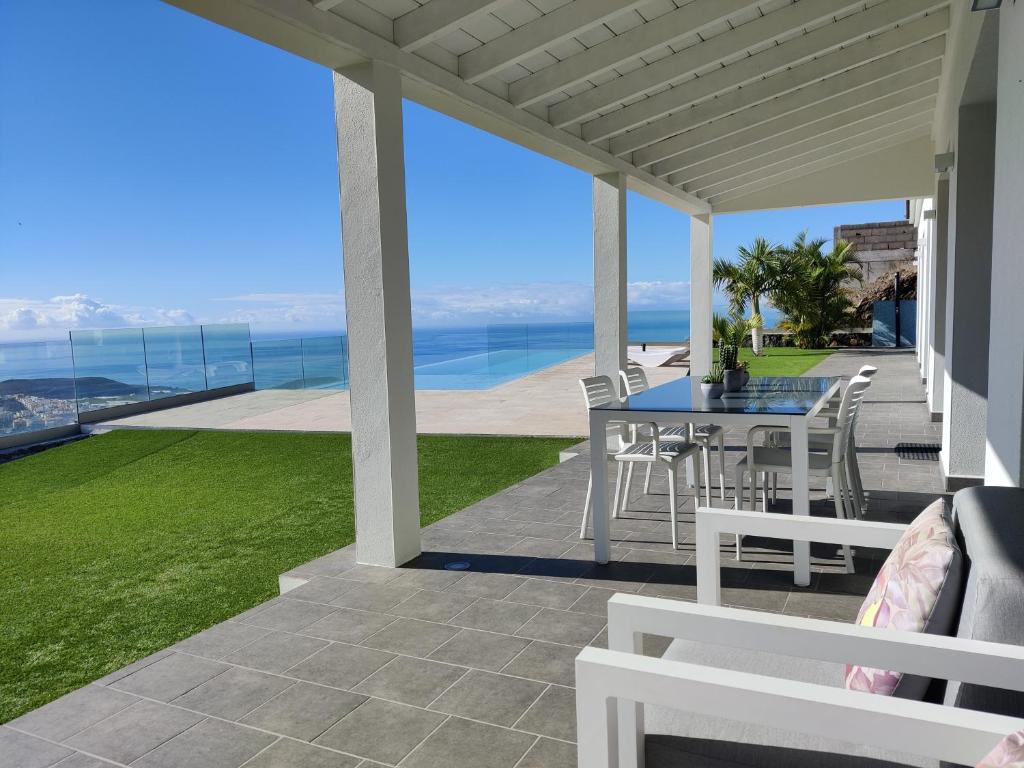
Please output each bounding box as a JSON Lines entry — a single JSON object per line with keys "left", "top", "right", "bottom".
{"left": 944, "top": 486, "right": 1024, "bottom": 716}
{"left": 645, "top": 638, "right": 935, "bottom": 768}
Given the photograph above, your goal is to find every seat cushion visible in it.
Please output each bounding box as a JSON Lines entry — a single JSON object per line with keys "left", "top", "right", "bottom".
{"left": 974, "top": 730, "right": 1024, "bottom": 768}
{"left": 846, "top": 499, "right": 962, "bottom": 700}
{"left": 645, "top": 639, "right": 934, "bottom": 768}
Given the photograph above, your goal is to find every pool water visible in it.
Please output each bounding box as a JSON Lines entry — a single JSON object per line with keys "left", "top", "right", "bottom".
{"left": 413, "top": 348, "right": 590, "bottom": 390}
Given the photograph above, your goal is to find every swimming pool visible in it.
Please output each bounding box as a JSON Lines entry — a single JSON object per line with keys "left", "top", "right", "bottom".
{"left": 413, "top": 347, "right": 590, "bottom": 390}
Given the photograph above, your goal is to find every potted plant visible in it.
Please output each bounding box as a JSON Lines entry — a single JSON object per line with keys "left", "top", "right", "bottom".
{"left": 736, "top": 359, "right": 750, "bottom": 387}
{"left": 719, "top": 316, "right": 749, "bottom": 392}
{"left": 700, "top": 364, "right": 725, "bottom": 399}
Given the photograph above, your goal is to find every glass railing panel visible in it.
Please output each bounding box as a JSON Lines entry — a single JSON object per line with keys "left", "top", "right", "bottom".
{"left": 70, "top": 328, "right": 149, "bottom": 413}
{"left": 300, "top": 336, "right": 348, "bottom": 389}
{"left": 252, "top": 339, "right": 304, "bottom": 390}
{"left": 201, "top": 324, "right": 253, "bottom": 389}
{"left": 0, "top": 337, "right": 78, "bottom": 436}
{"left": 143, "top": 326, "right": 207, "bottom": 400}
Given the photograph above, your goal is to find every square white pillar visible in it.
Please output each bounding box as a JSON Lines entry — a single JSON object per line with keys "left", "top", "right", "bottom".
{"left": 334, "top": 62, "right": 421, "bottom": 567}
{"left": 593, "top": 173, "right": 627, "bottom": 388}
{"left": 941, "top": 103, "right": 996, "bottom": 489}
{"left": 985, "top": 2, "right": 1024, "bottom": 487}
{"left": 927, "top": 177, "right": 949, "bottom": 420}
{"left": 689, "top": 214, "right": 713, "bottom": 378}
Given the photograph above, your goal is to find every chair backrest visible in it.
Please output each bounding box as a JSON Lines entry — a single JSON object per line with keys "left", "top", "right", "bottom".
{"left": 858, "top": 364, "right": 879, "bottom": 378}
{"left": 619, "top": 367, "right": 649, "bottom": 396}
{"left": 831, "top": 375, "right": 872, "bottom": 459}
{"left": 579, "top": 375, "right": 627, "bottom": 453}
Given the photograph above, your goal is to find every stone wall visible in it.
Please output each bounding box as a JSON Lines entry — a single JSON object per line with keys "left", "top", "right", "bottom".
{"left": 835, "top": 220, "right": 918, "bottom": 284}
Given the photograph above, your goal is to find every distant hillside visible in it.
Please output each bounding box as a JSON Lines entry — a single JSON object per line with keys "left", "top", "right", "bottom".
{"left": 0, "top": 396, "right": 28, "bottom": 413}
{"left": 0, "top": 377, "right": 147, "bottom": 400}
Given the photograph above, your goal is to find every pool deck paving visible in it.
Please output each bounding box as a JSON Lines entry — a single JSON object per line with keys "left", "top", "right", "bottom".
{"left": 91, "top": 354, "right": 686, "bottom": 437}
{"left": 6, "top": 349, "right": 945, "bottom": 768}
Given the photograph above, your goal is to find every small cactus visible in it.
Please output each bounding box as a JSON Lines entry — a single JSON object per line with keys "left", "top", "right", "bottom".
{"left": 719, "top": 341, "right": 738, "bottom": 371}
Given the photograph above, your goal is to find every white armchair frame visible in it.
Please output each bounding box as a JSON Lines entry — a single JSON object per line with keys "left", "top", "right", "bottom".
{"left": 577, "top": 507, "right": 1024, "bottom": 768}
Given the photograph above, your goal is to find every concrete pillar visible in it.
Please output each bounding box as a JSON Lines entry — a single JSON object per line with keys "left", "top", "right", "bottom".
{"left": 689, "top": 214, "right": 713, "bottom": 378}
{"left": 985, "top": 2, "right": 1024, "bottom": 487}
{"left": 919, "top": 207, "right": 935, "bottom": 384}
{"left": 941, "top": 103, "right": 996, "bottom": 489}
{"left": 927, "top": 177, "right": 949, "bottom": 420}
{"left": 334, "top": 62, "right": 421, "bottom": 567}
{"left": 593, "top": 173, "right": 627, "bottom": 389}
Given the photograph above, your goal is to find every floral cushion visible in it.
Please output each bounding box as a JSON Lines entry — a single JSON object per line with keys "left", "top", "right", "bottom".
{"left": 845, "top": 498, "right": 963, "bottom": 699}
{"left": 976, "top": 731, "right": 1024, "bottom": 767}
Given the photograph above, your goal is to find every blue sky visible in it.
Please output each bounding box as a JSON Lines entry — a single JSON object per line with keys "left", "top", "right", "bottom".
{"left": 0, "top": 0, "right": 904, "bottom": 341}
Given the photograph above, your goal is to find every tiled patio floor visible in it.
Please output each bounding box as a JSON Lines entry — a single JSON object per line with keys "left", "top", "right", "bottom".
{"left": 4, "top": 349, "right": 945, "bottom": 768}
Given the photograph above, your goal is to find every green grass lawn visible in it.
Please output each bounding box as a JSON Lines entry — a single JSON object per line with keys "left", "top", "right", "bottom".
{"left": 0, "top": 429, "right": 577, "bottom": 723}
{"left": 738, "top": 347, "right": 833, "bottom": 376}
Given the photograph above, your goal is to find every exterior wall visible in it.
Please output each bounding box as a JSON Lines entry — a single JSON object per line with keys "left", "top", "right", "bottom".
{"left": 835, "top": 221, "right": 918, "bottom": 284}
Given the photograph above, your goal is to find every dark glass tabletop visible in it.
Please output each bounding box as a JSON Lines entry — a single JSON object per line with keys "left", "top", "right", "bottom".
{"left": 593, "top": 376, "right": 841, "bottom": 415}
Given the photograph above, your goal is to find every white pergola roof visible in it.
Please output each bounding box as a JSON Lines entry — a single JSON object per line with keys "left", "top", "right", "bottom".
{"left": 168, "top": 0, "right": 950, "bottom": 213}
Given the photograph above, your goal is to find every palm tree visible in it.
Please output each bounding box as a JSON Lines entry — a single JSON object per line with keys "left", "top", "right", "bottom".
{"left": 712, "top": 236, "right": 784, "bottom": 355}
{"left": 772, "top": 233, "right": 863, "bottom": 348}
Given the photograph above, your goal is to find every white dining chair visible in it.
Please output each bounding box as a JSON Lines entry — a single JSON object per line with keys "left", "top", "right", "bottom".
{"left": 619, "top": 367, "right": 726, "bottom": 508}
{"left": 734, "top": 375, "right": 873, "bottom": 572}
{"left": 579, "top": 375, "right": 702, "bottom": 549}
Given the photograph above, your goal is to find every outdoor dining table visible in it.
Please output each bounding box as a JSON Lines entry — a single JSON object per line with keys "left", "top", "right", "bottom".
{"left": 588, "top": 374, "right": 841, "bottom": 587}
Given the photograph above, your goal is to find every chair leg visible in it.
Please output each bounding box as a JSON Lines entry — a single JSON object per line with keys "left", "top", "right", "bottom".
{"left": 622, "top": 463, "right": 635, "bottom": 514}
{"left": 831, "top": 465, "right": 855, "bottom": 573}
{"left": 717, "top": 432, "right": 726, "bottom": 501}
{"left": 643, "top": 463, "right": 653, "bottom": 494}
{"left": 760, "top": 472, "right": 768, "bottom": 512}
{"left": 580, "top": 471, "right": 593, "bottom": 539}
{"left": 771, "top": 472, "right": 777, "bottom": 504}
{"left": 849, "top": 434, "right": 866, "bottom": 517}
{"left": 701, "top": 443, "right": 712, "bottom": 507}
{"left": 611, "top": 462, "right": 624, "bottom": 519}
{"left": 734, "top": 467, "right": 745, "bottom": 561}
{"left": 668, "top": 463, "right": 678, "bottom": 550}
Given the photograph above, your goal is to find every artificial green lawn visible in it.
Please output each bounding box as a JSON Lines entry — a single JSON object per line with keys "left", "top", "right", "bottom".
{"left": 738, "top": 347, "right": 833, "bottom": 377}
{"left": 0, "top": 429, "right": 577, "bottom": 722}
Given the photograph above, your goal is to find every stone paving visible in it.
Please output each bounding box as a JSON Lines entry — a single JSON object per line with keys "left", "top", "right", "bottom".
{"left": 4, "top": 349, "right": 944, "bottom": 768}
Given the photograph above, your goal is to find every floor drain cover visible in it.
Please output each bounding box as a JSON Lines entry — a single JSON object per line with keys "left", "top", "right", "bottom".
{"left": 895, "top": 443, "right": 941, "bottom": 461}
{"left": 444, "top": 561, "right": 472, "bottom": 571}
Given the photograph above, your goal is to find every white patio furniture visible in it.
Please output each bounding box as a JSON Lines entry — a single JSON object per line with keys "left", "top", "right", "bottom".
{"left": 626, "top": 345, "right": 688, "bottom": 368}
{"left": 620, "top": 367, "right": 726, "bottom": 508}
{"left": 577, "top": 491, "right": 1024, "bottom": 768}
{"left": 579, "top": 375, "right": 702, "bottom": 548}
{"left": 734, "top": 375, "right": 872, "bottom": 571}
{"left": 588, "top": 375, "right": 841, "bottom": 586}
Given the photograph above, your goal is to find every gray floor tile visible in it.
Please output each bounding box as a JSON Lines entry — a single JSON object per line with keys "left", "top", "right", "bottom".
{"left": 133, "top": 719, "right": 275, "bottom": 768}
{"left": 353, "top": 656, "right": 466, "bottom": 707}
{"left": 517, "top": 737, "right": 576, "bottom": 768}
{"left": 223, "top": 631, "right": 328, "bottom": 674}
{"left": 0, "top": 727, "right": 73, "bottom": 768}
{"left": 335, "top": 565, "right": 402, "bottom": 584}
{"left": 515, "top": 609, "right": 606, "bottom": 647}
{"left": 504, "top": 538, "right": 574, "bottom": 558}
{"left": 500, "top": 642, "right": 578, "bottom": 687}
{"left": 401, "top": 717, "right": 535, "bottom": 768}
{"left": 566, "top": 587, "right": 618, "bottom": 617}
{"left": 428, "top": 629, "right": 530, "bottom": 672}
{"left": 111, "top": 653, "right": 230, "bottom": 702}
{"left": 241, "top": 683, "right": 365, "bottom": 742}
{"left": 93, "top": 650, "right": 174, "bottom": 686}
{"left": 448, "top": 598, "right": 539, "bottom": 634}
{"left": 282, "top": 578, "right": 359, "bottom": 605}
{"left": 429, "top": 670, "right": 545, "bottom": 726}
{"left": 361, "top": 618, "right": 458, "bottom": 657}
{"left": 9, "top": 685, "right": 138, "bottom": 742}
{"left": 446, "top": 572, "right": 526, "bottom": 600}
{"left": 389, "top": 590, "right": 477, "bottom": 622}
{"left": 506, "top": 579, "right": 587, "bottom": 610}
{"left": 287, "top": 644, "right": 394, "bottom": 691}
{"left": 173, "top": 621, "right": 268, "bottom": 659}
{"left": 51, "top": 754, "right": 118, "bottom": 768}
{"left": 172, "top": 667, "right": 293, "bottom": 720}
{"left": 315, "top": 699, "right": 445, "bottom": 765}
{"left": 390, "top": 569, "right": 468, "bottom": 591}
{"left": 64, "top": 700, "right": 203, "bottom": 764}
{"left": 330, "top": 583, "right": 419, "bottom": 612}
{"left": 241, "top": 739, "right": 360, "bottom": 768}
{"left": 300, "top": 609, "right": 396, "bottom": 644}
{"left": 515, "top": 686, "right": 576, "bottom": 742}
{"left": 240, "top": 600, "right": 338, "bottom": 632}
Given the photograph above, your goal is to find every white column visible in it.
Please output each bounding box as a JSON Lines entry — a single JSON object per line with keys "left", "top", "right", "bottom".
{"left": 689, "top": 214, "right": 713, "bottom": 378}
{"left": 334, "top": 62, "right": 421, "bottom": 567}
{"left": 927, "top": 177, "right": 949, "bottom": 420}
{"left": 918, "top": 206, "right": 934, "bottom": 383}
{"left": 593, "top": 173, "right": 627, "bottom": 388}
{"left": 941, "top": 103, "right": 996, "bottom": 489}
{"left": 985, "top": 1, "right": 1024, "bottom": 487}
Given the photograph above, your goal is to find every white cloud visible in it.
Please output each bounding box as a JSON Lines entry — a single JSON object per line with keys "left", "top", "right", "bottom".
{"left": 0, "top": 294, "right": 195, "bottom": 341}
{"left": 628, "top": 281, "right": 690, "bottom": 308}
{"left": 412, "top": 282, "right": 593, "bottom": 324}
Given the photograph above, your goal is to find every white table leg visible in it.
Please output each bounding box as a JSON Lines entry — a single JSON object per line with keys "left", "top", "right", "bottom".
{"left": 790, "top": 418, "right": 811, "bottom": 587}
{"left": 590, "top": 410, "right": 610, "bottom": 565}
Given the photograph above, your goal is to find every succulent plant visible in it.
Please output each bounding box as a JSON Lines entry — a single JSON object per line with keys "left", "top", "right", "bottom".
{"left": 701, "top": 364, "right": 724, "bottom": 384}
{"left": 719, "top": 340, "right": 738, "bottom": 371}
